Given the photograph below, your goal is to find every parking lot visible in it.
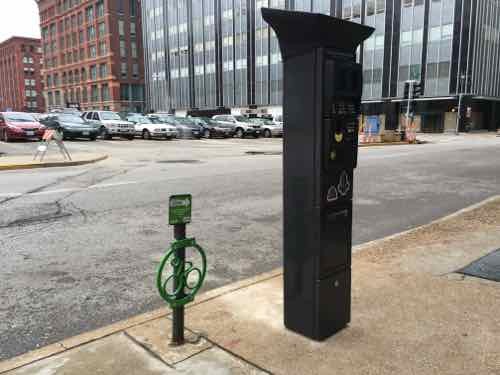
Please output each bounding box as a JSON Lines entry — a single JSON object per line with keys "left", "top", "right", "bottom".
{"left": 1, "top": 133, "right": 500, "bottom": 360}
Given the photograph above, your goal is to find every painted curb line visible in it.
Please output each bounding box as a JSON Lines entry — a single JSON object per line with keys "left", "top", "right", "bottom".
{"left": 0, "top": 155, "right": 108, "bottom": 171}
{"left": 1, "top": 195, "right": 499, "bottom": 373}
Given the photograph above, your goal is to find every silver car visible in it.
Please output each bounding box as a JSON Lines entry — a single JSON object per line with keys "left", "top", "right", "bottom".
{"left": 248, "top": 118, "right": 283, "bottom": 138}
{"left": 82, "top": 111, "right": 135, "bottom": 140}
{"left": 126, "top": 113, "right": 178, "bottom": 140}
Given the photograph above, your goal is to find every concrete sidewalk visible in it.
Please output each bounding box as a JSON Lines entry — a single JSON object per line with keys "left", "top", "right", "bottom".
{"left": 1, "top": 197, "right": 499, "bottom": 374}
{"left": 0, "top": 153, "right": 108, "bottom": 171}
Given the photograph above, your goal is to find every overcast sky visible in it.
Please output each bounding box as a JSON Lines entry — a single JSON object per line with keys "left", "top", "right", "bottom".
{"left": 0, "top": 0, "right": 41, "bottom": 43}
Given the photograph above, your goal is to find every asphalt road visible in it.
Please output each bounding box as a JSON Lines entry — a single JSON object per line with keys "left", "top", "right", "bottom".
{"left": 1, "top": 133, "right": 500, "bottom": 360}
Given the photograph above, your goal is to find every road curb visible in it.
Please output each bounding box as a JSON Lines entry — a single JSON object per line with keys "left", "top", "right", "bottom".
{"left": 1, "top": 195, "right": 498, "bottom": 373}
{"left": 0, "top": 154, "right": 108, "bottom": 171}
{"left": 359, "top": 140, "right": 426, "bottom": 147}
{"left": 353, "top": 194, "right": 500, "bottom": 253}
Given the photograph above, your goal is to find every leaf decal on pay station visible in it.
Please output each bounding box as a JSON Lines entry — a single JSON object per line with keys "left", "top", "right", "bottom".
{"left": 338, "top": 171, "right": 350, "bottom": 196}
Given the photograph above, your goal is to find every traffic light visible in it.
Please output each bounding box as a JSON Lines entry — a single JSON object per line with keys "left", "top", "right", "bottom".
{"left": 412, "top": 82, "right": 423, "bottom": 98}
{"left": 403, "top": 81, "right": 410, "bottom": 99}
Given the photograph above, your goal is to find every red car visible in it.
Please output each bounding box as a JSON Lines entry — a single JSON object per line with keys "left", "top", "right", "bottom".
{"left": 0, "top": 112, "right": 46, "bottom": 142}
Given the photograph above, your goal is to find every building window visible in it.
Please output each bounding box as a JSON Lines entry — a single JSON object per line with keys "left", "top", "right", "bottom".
{"left": 130, "top": 0, "right": 137, "bottom": 16}
{"left": 121, "top": 62, "right": 127, "bottom": 78}
{"left": 401, "top": 31, "right": 412, "bottom": 47}
{"left": 89, "top": 45, "right": 97, "bottom": 58}
{"left": 236, "top": 59, "right": 246, "bottom": 70}
{"left": 90, "top": 65, "right": 97, "bottom": 80}
{"left": 119, "top": 20, "right": 125, "bottom": 36}
{"left": 86, "top": 6, "right": 94, "bottom": 23}
{"left": 118, "top": 0, "right": 124, "bottom": 13}
{"left": 131, "top": 41, "right": 137, "bottom": 58}
{"left": 101, "top": 84, "right": 110, "bottom": 101}
{"left": 99, "top": 41, "right": 107, "bottom": 55}
{"left": 120, "top": 40, "right": 126, "bottom": 57}
{"left": 132, "top": 63, "right": 139, "bottom": 78}
{"left": 97, "top": 0, "right": 104, "bottom": 17}
{"left": 223, "top": 61, "right": 233, "bottom": 71}
{"left": 98, "top": 22, "right": 106, "bottom": 37}
{"left": 131, "top": 22, "right": 136, "bottom": 35}
{"left": 91, "top": 85, "right": 99, "bottom": 101}
{"left": 87, "top": 26, "right": 96, "bottom": 41}
{"left": 441, "top": 24, "right": 453, "bottom": 40}
{"left": 99, "top": 63, "right": 107, "bottom": 78}
{"left": 256, "top": 55, "right": 268, "bottom": 67}
{"left": 194, "top": 65, "right": 204, "bottom": 76}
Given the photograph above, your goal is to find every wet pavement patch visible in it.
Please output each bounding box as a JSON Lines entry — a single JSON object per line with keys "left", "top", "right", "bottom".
{"left": 156, "top": 160, "right": 201, "bottom": 164}
{"left": 457, "top": 248, "right": 500, "bottom": 282}
{"left": 245, "top": 151, "right": 282, "bottom": 155}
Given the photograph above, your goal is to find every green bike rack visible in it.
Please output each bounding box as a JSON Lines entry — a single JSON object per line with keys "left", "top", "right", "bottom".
{"left": 156, "top": 237, "right": 207, "bottom": 308}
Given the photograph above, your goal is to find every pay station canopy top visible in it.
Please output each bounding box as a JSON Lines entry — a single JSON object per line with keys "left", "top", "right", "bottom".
{"left": 261, "top": 8, "right": 374, "bottom": 60}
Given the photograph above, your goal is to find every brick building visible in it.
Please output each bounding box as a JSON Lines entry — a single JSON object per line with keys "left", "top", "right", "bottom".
{"left": 36, "top": 0, "right": 145, "bottom": 112}
{"left": 0, "top": 37, "right": 45, "bottom": 113}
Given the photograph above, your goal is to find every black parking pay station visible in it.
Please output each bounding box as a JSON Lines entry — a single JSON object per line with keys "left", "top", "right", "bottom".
{"left": 262, "top": 8, "right": 373, "bottom": 340}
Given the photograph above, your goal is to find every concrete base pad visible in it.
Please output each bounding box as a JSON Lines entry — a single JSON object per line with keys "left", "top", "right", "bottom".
{"left": 126, "top": 317, "right": 212, "bottom": 365}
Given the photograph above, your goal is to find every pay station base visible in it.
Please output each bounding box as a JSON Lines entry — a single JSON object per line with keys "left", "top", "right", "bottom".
{"left": 285, "top": 268, "right": 351, "bottom": 341}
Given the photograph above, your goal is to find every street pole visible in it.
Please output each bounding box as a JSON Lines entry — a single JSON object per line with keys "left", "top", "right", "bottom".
{"left": 455, "top": 75, "right": 466, "bottom": 135}
{"left": 172, "top": 224, "right": 186, "bottom": 345}
{"left": 405, "top": 81, "right": 413, "bottom": 141}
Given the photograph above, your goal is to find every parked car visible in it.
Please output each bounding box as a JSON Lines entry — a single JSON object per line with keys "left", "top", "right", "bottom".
{"left": 171, "top": 117, "right": 203, "bottom": 139}
{"left": 30, "top": 113, "right": 45, "bottom": 121}
{"left": 212, "top": 115, "right": 262, "bottom": 138}
{"left": 248, "top": 117, "right": 283, "bottom": 138}
{"left": 0, "top": 112, "right": 45, "bottom": 142}
{"left": 189, "top": 117, "right": 235, "bottom": 138}
{"left": 81, "top": 111, "right": 135, "bottom": 140}
{"left": 146, "top": 112, "right": 174, "bottom": 123}
{"left": 125, "top": 113, "right": 178, "bottom": 140}
{"left": 61, "top": 108, "right": 83, "bottom": 117}
{"left": 40, "top": 114, "right": 99, "bottom": 140}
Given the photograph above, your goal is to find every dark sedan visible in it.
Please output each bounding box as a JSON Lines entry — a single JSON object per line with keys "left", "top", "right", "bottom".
{"left": 41, "top": 114, "right": 99, "bottom": 140}
{"left": 190, "top": 117, "right": 235, "bottom": 138}
{"left": 172, "top": 117, "right": 203, "bottom": 139}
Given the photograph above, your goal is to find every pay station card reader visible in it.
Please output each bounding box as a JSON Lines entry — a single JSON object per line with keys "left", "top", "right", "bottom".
{"left": 262, "top": 8, "right": 373, "bottom": 341}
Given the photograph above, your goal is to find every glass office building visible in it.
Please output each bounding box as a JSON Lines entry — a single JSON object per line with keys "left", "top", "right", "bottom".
{"left": 142, "top": 0, "right": 500, "bottom": 132}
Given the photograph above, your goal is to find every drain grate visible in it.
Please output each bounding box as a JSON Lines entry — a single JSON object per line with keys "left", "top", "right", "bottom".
{"left": 457, "top": 249, "right": 500, "bottom": 282}
{"left": 156, "top": 160, "right": 201, "bottom": 164}
{"left": 245, "top": 151, "right": 282, "bottom": 156}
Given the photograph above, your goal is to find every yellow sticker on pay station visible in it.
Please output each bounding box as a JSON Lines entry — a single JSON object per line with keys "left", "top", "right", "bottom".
{"left": 334, "top": 132, "right": 343, "bottom": 143}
